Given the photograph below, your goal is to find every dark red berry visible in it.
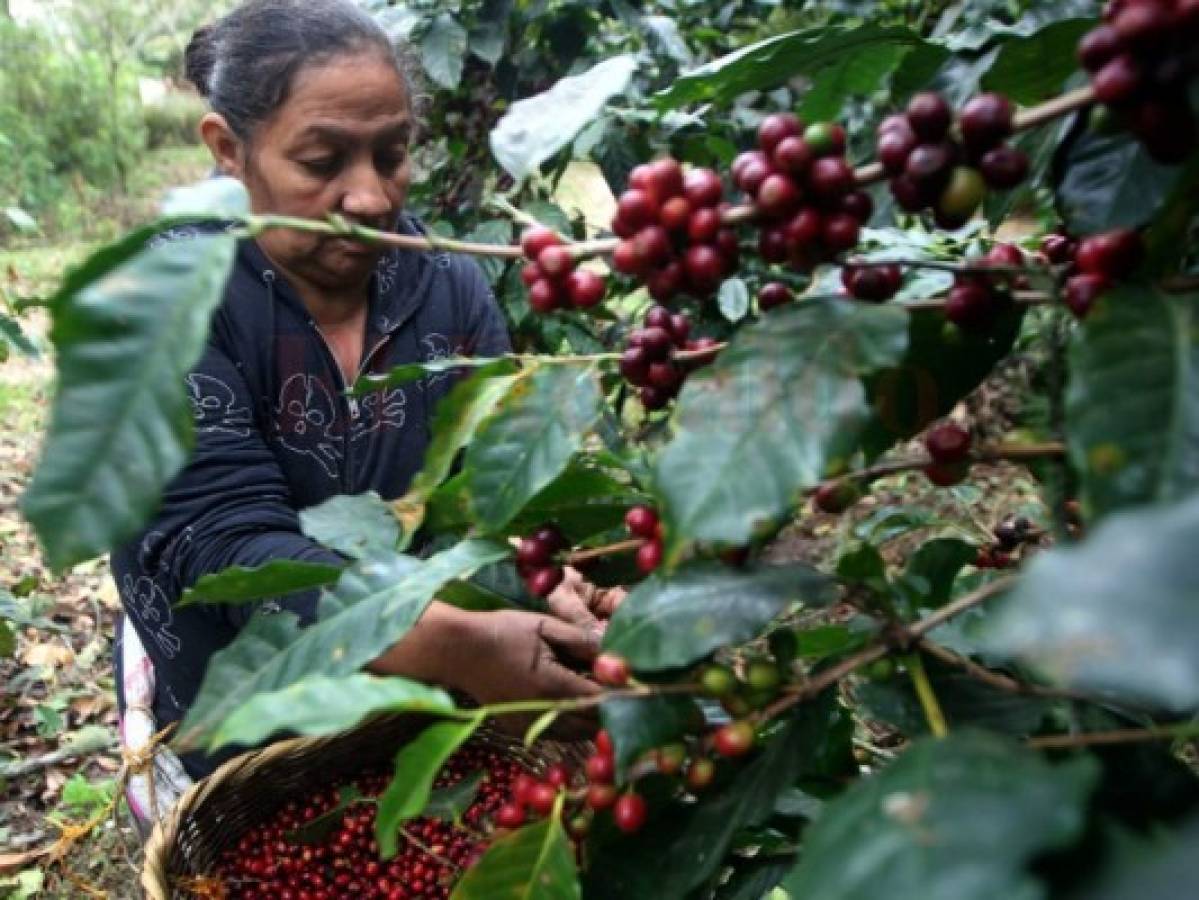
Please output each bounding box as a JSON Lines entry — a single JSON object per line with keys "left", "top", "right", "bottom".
{"left": 758, "top": 227, "right": 790, "bottom": 263}
{"left": 783, "top": 207, "right": 823, "bottom": 249}
{"left": 1078, "top": 24, "right": 1124, "bottom": 72}
{"left": 1041, "top": 233, "right": 1074, "bottom": 264}
{"left": 613, "top": 239, "right": 645, "bottom": 276}
{"left": 659, "top": 195, "right": 692, "bottom": 232}
{"left": 822, "top": 213, "right": 861, "bottom": 253}
{"left": 906, "top": 92, "right": 952, "bottom": 141}
{"left": 889, "top": 174, "right": 931, "bottom": 212}
{"left": 1111, "top": 2, "right": 1175, "bottom": 51}
{"left": 684, "top": 244, "right": 726, "bottom": 293}
{"left": 494, "top": 803, "right": 525, "bottom": 828}
{"left": 844, "top": 264, "right": 902, "bottom": 301}
{"left": 527, "top": 782, "right": 558, "bottom": 817}
{"left": 595, "top": 730, "right": 614, "bottom": 758}
{"left": 960, "top": 93, "right": 1014, "bottom": 154}
{"left": 687, "top": 207, "right": 722, "bottom": 244}
{"left": 1065, "top": 273, "right": 1110, "bottom": 319}
{"left": 944, "top": 279, "right": 1000, "bottom": 330}
{"left": 732, "top": 151, "right": 771, "bottom": 195}
{"left": 924, "top": 460, "right": 970, "bottom": 487}
{"left": 758, "top": 282, "right": 794, "bottom": 311}
{"left": 544, "top": 763, "right": 571, "bottom": 789}
{"left": 645, "top": 305, "right": 672, "bottom": 330}
{"left": 1075, "top": 228, "right": 1143, "bottom": 278}
{"left": 528, "top": 279, "right": 561, "bottom": 313}
{"left": 625, "top": 505, "right": 659, "bottom": 539}
{"left": 634, "top": 225, "right": 673, "bottom": 267}
{"left": 517, "top": 537, "right": 552, "bottom": 569}
{"left": 757, "top": 112, "right": 803, "bottom": 153}
{"left": 586, "top": 783, "right": 617, "bottom": 811}
{"left": 526, "top": 566, "right": 564, "bottom": 598}
{"left": 878, "top": 128, "right": 918, "bottom": 175}
{"left": 619, "top": 346, "right": 649, "bottom": 384}
{"left": 521, "top": 226, "right": 561, "bottom": 260}
{"left": 520, "top": 262, "right": 542, "bottom": 287}
{"left": 813, "top": 479, "right": 860, "bottom": 513}
{"left": 566, "top": 269, "right": 605, "bottom": 308}
{"left": 925, "top": 422, "right": 972, "bottom": 464}
{"left": 809, "top": 157, "right": 855, "bottom": 198}
{"left": 636, "top": 539, "right": 664, "bottom": 573}
{"left": 840, "top": 190, "right": 874, "bottom": 222}
{"left": 593, "top": 653, "right": 631, "bottom": 687}
{"left": 905, "top": 142, "right": 955, "bottom": 190}
{"left": 683, "top": 168, "right": 724, "bottom": 208}
{"left": 773, "top": 135, "right": 814, "bottom": 175}
{"left": 979, "top": 145, "right": 1029, "bottom": 189}
{"left": 647, "top": 261, "right": 685, "bottom": 302}
{"left": 585, "top": 753, "right": 615, "bottom": 784}
{"left": 756, "top": 173, "right": 802, "bottom": 218}
{"left": 1093, "top": 54, "right": 1143, "bottom": 105}
{"left": 612, "top": 794, "right": 647, "bottom": 834}
{"left": 617, "top": 190, "right": 657, "bottom": 230}
{"left": 646, "top": 158, "right": 685, "bottom": 202}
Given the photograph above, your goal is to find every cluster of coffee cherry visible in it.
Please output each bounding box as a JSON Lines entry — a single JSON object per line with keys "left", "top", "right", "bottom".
{"left": 1040, "top": 227, "right": 1144, "bottom": 319}
{"left": 944, "top": 242, "right": 1027, "bottom": 332}
{"left": 841, "top": 262, "right": 905, "bottom": 302}
{"left": 214, "top": 744, "right": 530, "bottom": 900}
{"left": 519, "top": 227, "right": 607, "bottom": 313}
{"left": 1078, "top": 0, "right": 1199, "bottom": 164}
{"left": 733, "top": 114, "right": 874, "bottom": 271}
{"left": 493, "top": 731, "right": 648, "bottom": 836}
{"left": 610, "top": 158, "right": 740, "bottom": 302}
{"left": 515, "top": 523, "right": 568, "bottom": 598}
{"left": 878, "top": 91, "right": 1028, "bottom": 228}
{"left": 624, "top": 504, "right": 664, "bottom": 573}
{"left": 618, "top": 306, "right": 719, "bottom": 411}
{"left": 975, "top": 515, "right": 1038, "bottom": 569}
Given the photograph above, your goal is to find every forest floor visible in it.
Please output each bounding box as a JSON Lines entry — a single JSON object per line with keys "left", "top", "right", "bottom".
{"left": 1, "top": 151, "right": 1047, "bottom": 898}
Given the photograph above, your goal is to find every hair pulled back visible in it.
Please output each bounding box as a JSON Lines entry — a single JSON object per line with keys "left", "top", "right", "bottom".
{"left": 184, "top": 0, "right": 420, "bottom": 140}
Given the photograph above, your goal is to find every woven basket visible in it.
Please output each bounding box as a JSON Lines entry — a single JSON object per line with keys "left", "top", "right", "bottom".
{"left": 141, "top": 714, "right": 581, "bottom": 899}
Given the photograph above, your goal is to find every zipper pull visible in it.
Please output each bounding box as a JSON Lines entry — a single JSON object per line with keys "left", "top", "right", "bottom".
{"left": 347, "top": 395, "right": 360, "bottom": 419}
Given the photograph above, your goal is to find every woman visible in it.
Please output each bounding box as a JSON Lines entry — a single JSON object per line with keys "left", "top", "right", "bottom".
{"left": 114, "top": 0, "right": 615, "bottom": 828}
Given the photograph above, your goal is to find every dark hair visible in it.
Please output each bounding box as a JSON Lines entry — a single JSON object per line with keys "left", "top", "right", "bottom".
{"left": 184, "top": 0, "right": 422, "bottom": 141}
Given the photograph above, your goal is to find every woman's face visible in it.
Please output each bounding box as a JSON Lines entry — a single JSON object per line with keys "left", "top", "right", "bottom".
{"left": 237, "top": 54, "right": 412, "bottom": 291}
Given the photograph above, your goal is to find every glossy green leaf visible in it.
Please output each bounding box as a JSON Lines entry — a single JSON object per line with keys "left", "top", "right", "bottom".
{"left": 899, "top": 538, "right": 978, "bottom": 608}
{"left": 178, "top": 540, "right": 507, "bottom": 751}
{"left": 160, "top": 177, "right": 249, "bottom": 218}
{"left": 0, "top": 313, "right": 39, "bottom": 357}
{"left": 505, "top": 461, "right": 645, "bottom": 544}
{"left": 23, "top": 231, "right": 236, "bottom": 571}
{"left": 1056, "top": 131, "right": 1185, "bottom": 235}
{"left": 981, "top": 20, "right": 1093, "bottom": 104}
{"left": 451, "top": 798, "right": 580, "bottom": 900}
{"left": 466, "top": 365, "right": 603, "bottom": 532}
{"left": 799, "top": 42, "right": 907, "bottom": 122}
{"left": 1066, "top": 286, "right": 1199, "bottom": 517}
{"left": 421, "top": 13, "right": 468, "bottom": 89}
{"left": 352, "top": 356, "right": 512, "bottom": 394}
{"left": 179, "top": 559, "right": 344, "bottom": 608}
{"left": 655, "top": 298, "right": 908, "bottom": 555}
{"left": 783, "top": 733, "right": 1098, "bottom": 900}
{"left": 862, "top": 304, "right": 1023, "bottom": 457}
{"left": 425, "top": 771, "right": 484, "bottom": 822}
{"left": 376, "top": 715, "right": 483, "bottom": 858}
{"left": 211, "top": 673, "right": 457, "bottom": 750}
{"left": 985, "top": 494, "right": 1199, "bottom": 712}
{"left": 603, "top": 562, "right": 834, "bottom": 671}
{"left": 299, "top": 492, "right": 399, "bottom": 558}
{"left": 0, "top": 618, "right": 14, "bottom": 658}
{"left": 392, "top": 364, "right": 520, "bottom": 543}
{"left": 654, "top": 25, "right": 934, "bottom": 110}
{"left": 1092, "top": 816, "right": 1199, "bottom": 900}
{"left": 586, "top": 692, "right": 843, "bottom": 898}
{"left": 853, "top": 505, "right": 948, "bottom": 544}
{"left": 600, "top": 694, "right": 702, "bottom": 772}
{"left": 490, "top": 55, "right": 637, "bottom": 182}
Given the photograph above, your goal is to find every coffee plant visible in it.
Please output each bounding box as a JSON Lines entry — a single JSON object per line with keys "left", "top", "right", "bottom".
{"left": 8, "top": 1, "right": 1199, "bottom": 897}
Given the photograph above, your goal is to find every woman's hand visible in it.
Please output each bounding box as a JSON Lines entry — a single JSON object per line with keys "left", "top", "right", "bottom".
{"left": 545, "top": 567, "right": 627, "bottom": 637}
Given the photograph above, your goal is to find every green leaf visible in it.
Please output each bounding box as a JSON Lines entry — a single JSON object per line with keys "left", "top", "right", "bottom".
{"left": 1066, "top": 287, "right": 1199, "bottom": 518}
{"left": 451, "top": 800, "right": 580, "bottom": 900}
{"left": 586, "top": 693, "right": 844, "bottom": 898}
{"left": 799, "top": 42, "right": 907, "bottom": 122}
{"left": 466, "top": 365, "right": 603, "bottom": 532}
{"left": 490, "top": 55, "right": 638, "bottom": 182}
{"left": 3, "top": 205, "right": 38, "bottom": 234}
{"left": 299, "top": 492, "right": 400, "bottom": 558}
{"left": 853, "top": 505, "right": 948, "bottom": 544}
{"left": 0, "top": 313, "right": 39, "bottom": 358}
{"left": 421, "top": 13, "right": 469, "bottom": 90}
{"left": 717, "top": 278, "right": 749, "bottom": 323}
{"left": 353, "top": 356, "right": 513, "bottom": 394}
{"left": 899, "top": 538, "right": 978, "bottom": 608}
{"left": 210, "top": 673, "right": 458, "bottom": 750}
{"left": 504, "top": 460, "right": 646, "bottom": 544}
{"left": 1056, "top": 130, "right": 1186, "bottom": 235}
{"left": 287, "top": 785, "right": 367, "bottom": 845}
{"left": 600, "top": 694, "right": 702, "bottom": 772}
{"left": 160, "top": 177, "right": 249, "bottom": 218}
{"left": 376, "top": 715, "right": 483, "bottom": 859}
{"left": 984, "top": 494, "right": 1199, "bottom": 712}
{"left": 1092, "top": 816, "right": 1199, "bottom": 900}
{"left": 981, "top": 20, "right": 1093, "bottom": 104}
{"left": 23, "top": 231, "right": 236, "bottom": 571}
{"left": 0, "top": 618, "right": 14, "bottom": 658}
{"left": 58, "top": 774, "right": 117, "bottom": 819}
{"left": 425, "top": 771, "right": 484, "bottom": 822}
{"left": 602, "top": 562, "right": 834, "bottom": 671}
{"left": 393, "top": 364, "right": 521, "bottom": 543}
{"left": 654, "top": 298, "right": 909, "bottom": 555}
{"left": 178, "top": 540, "right": 507, "bottom": 751}
{"left": 179, "top": 559, "right": 343, "bottom": 608}
{"left": 654, "top": 25, "right": 934, "bottom": 109}
{"left": 782, "top": 733, "right": 1098, "bottom": 900}
{"left": 862, "top": 304, "right": 1023, "bottom": 457}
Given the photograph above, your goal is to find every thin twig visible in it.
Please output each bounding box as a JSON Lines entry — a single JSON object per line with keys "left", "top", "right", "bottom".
{"left": 905, "top": 651, "right": 949, "bottom": 738}
{"left": 1028, "top": 723, "right": 1199, "bottom": 750}
{"left": 917, "top": 638, "right": 1089, "bottom": 701}
{"left": 566, "top": 538, "right": 644, "bottom": 566}
{"left": 811, "top": 443, "right": 1066, "bottom": 492}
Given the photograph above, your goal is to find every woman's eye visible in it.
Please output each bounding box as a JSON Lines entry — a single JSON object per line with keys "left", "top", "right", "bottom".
{"left": 300, "top": 157, "right": 340, "bottom": 176}
{"left": 377, "top": 149, "right": 408, "bottom": 172}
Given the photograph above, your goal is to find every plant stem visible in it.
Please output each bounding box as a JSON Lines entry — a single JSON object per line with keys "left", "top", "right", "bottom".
{"left": 904, "top": 651, "right": 949, "bottom": 738}
{"left": 812, "top": 443, "right": 1066, "bottom": 490}
{"left": 917, "top": 638, "right": 1088, "bottom": 701}
{"left": 566, "top": 538, "right": 645, "bottom": 566}
{"left": 1028, "top": 721, "right": 1199, "bottom": 750}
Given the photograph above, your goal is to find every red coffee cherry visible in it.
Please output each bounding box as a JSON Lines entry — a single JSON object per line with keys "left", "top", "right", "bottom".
{"left": 758, "top": 281, "right": 794, "bottom": 311}
{"left": 586, "top": 783, "right": 617, "bottom": 811}
{"left": 566, "top": 269, "right": 606, "bottom": 308}
{"left": 906, "top": 91, "right": 952, "bottom": 141}
{"left": 713, "top": 720, "right": 756, "bottom": 757}
{"left": 520, "top": 225, "right": 561, "bottom": 260}
{"left": 527, "top": 782, "right": 558, "bottom": 817}
{"left": 1065, "top": 273, "right": 1110, "bottom": 319}
{"left": 593, "top": 653, "right": 631, "bottom": 687}
{"left": 585, "top": 753, "right": 615, "bottom": 784}
{"left": 494, "top": 803, "right": 526, "bottom": 829}
{"left": 636, "top": 538, "right": 664, "bottom": 574}
{"left": 686, "top": 757, "right": 716, "bottom": 791}
{"left": 612, "top": 793, "right": 648, "bottom": 834}
{"left": 813, "top": 479, "right": 861, "bottom": 514}
{"left": 683, "top": 167, "right": 724, "bottom": 208}
{"left": 924, "top": 460, "right": 970, "bottom": 487}
{"left": 959, "top": 93, "right": 1014, "bottom": 154}
{"left": 925, "top": 422, "right": 972, "bottom": 464}
{"left": 757, "top": 112, "right": 803, "bottom": 153}
{"left": 625, "top": 505, "right": 660, "bottom": 539}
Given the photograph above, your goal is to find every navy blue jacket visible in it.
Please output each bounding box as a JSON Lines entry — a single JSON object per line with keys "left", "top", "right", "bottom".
{"left": 111, "top": 217, "right": 510, "bottom": 776}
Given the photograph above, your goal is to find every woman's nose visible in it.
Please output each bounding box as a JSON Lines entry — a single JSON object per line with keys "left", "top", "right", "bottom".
{"left": 341, "top": 164, "right": 394, "bottom": 220}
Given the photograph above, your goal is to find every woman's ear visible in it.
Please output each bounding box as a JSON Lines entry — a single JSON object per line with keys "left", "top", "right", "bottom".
{"left": 199, "top": 112, "right": 246, "bottom": 180}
